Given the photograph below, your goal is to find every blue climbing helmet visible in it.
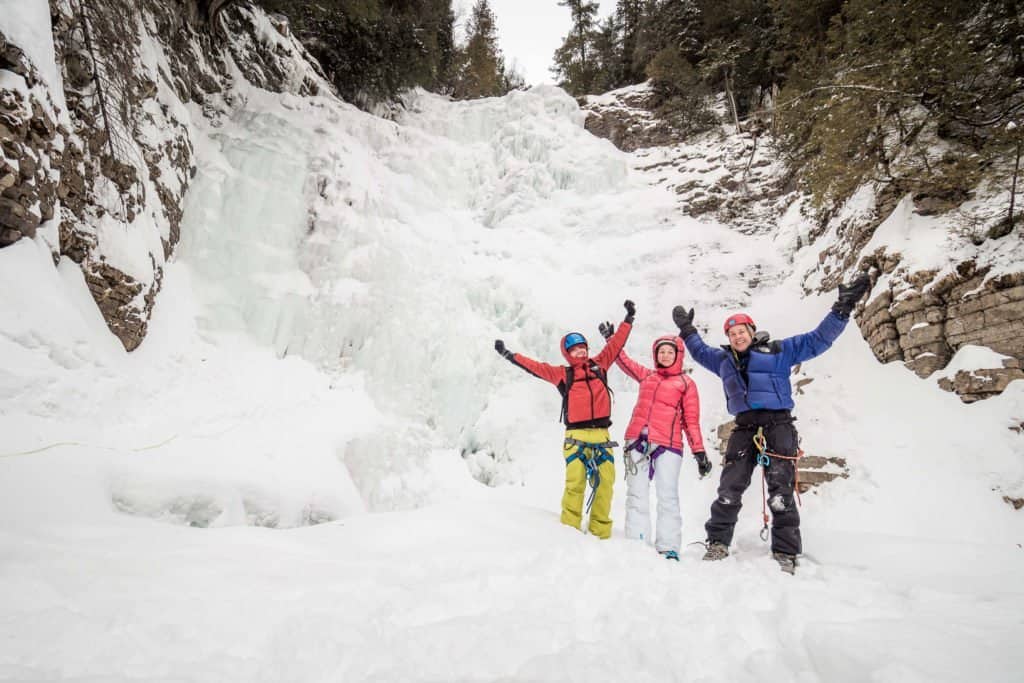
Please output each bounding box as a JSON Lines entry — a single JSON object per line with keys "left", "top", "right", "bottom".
{"left": 563, "top": 332, "right": 587, "bottom": 351}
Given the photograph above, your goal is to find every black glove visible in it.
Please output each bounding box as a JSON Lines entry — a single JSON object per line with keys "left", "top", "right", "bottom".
{"left": 598, "top": 321, "right": 615, "bottom": 339}
{"left": 494, "top": 339, "right": 513, "bottom": 360}
{"left": 623, "top": 299, "right": 636, "bottom": 324}
{"left": 694, "top": 452, "right": 712, "bottom": 478}
{"left": 832, "top": 273, "right": 871, "bottom": 319}
{"left": 672, "top": 305, "right": 697, "bottom": 338}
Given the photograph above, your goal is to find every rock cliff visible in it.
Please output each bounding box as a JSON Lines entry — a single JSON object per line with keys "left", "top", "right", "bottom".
{"left": 0, "top": 0, "right": 326, "bottom": 349}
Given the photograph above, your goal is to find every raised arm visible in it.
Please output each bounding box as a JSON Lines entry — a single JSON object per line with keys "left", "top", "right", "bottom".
{"left": 494, "top": 339, "right": 564, "bottom": 385}
{"left": 593, "top": 300, "right": 635, "bottom": 370}
{"left": 780, "top": 273, "right": 871, "bottom": 365}
{"left": 673, "top": 306, "right": 727, "bottom": 376}
{"left": 614, "top": 344, "right": 653, "bottom": 383}
{"left": 597, "top": 321, "right": 651, "bottom": 382}
{"left": 777, "top": 312, "right": 848, "bottom": 365}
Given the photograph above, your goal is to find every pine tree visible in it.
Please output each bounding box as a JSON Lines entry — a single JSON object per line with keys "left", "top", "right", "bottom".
{"left": 253, "top": 0, "right": 457, "bottom": 106}
{"left": 590, "top": 15, "right": 624, "bottom": 92}
{"left": 775, "top": 0, "right": 1024, "bottom": 213}
{"left": 696, "top": 0, "right": 775, "bottom": 116}
{"left": 615, "top": 0, "right": 645, "bottom": 84}
{"left": 453, "top": 0, "right": 506, "bottom": 98}
{"left": 551, "top": 0, "right": 601, "bottom": 95}
{"left": 634, "top": 0, "right": 701, "bottom": 71}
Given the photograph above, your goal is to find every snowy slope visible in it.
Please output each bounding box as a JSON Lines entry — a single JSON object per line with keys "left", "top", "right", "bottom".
{"left": 2, "top": 56, "right": 1024, "bottom": 683}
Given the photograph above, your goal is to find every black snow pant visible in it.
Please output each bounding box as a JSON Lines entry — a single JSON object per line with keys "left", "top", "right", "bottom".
{"left": 704, "top": 409, "right": 802, "bottom": 555}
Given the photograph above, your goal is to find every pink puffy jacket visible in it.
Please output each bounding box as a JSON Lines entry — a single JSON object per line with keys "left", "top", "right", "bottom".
{"left": 615, "top": 335, "right": 705, "bottom": 453}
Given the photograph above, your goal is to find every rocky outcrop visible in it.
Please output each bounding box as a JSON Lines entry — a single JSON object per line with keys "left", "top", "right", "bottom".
{"left": 856, "top": 260, "right": 1024, "bottom": 401}
{"left": 582, "top": 85, "right": 1023, "bottom": 402}
{"left": 0, "top": 32, "right": 58, "bottom": 247}
{"left": 582, "top": 86, "right": 683, "bottom": 153}
{"left": 582, "top": 84, "right": 791, "bottom": 237}
{"left": 0, "top": 0, "right": 328, "bottom": 350}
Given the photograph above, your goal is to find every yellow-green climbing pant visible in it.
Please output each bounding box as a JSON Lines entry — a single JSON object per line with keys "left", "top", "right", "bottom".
{"left": 561, "top": 427, "right": 615, "bottom": 539}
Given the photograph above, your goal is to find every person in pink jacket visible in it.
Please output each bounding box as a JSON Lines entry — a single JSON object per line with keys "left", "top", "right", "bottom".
{"left": 599, "top": 323, "right": 711, "bottom": 560}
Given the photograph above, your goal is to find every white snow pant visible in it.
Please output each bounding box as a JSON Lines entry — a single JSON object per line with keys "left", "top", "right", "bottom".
{"left": 623, "top": 443, "right": 683, "bottom": 553}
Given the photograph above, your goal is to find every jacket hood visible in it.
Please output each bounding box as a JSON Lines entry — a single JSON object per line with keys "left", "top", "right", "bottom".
{"left": 652, "top": 335, "right": 684, "bottom": 375}
{"left": 560, "top": 332, "right": 589, "bottom": 365}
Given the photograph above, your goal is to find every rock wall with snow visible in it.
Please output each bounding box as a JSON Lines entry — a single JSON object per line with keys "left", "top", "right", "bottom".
{"left": 583, "top": 84, "right": 1024, "bottom": 403}
{"left": 0, "top": 0, "right": 326, "bottom": 349}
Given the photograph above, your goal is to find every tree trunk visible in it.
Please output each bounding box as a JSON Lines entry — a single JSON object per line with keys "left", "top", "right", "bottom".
{"left": 1010, "top": 135, "right": 1021, "bottom": 231}
{"left": 724, "top": 68, "right": 742, "bottom": 133}
{"left": 770, "top": 82, "right": 779, "bottom": 134}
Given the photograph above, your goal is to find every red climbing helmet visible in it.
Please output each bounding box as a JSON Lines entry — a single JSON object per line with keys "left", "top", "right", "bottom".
{"left": 723, "top": 313, "right": 756, "bottom": 334}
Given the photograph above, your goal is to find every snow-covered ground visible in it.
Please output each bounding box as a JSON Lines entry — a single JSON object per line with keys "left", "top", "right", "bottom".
{"left": 2, "top": 49, "right": 1024, "bottom": 683}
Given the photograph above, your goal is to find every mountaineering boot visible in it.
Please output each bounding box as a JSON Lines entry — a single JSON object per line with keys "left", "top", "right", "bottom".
{"left": 773, "top": 552, "right": 797, "bottom": 575}
{"left": 702, "top": 541, "right": 729, "bottom": 561}
{"left": 660, "top": 550, "right": 680, "bottom": 561}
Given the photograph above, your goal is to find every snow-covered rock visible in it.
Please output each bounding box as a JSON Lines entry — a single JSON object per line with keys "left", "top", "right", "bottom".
{"left": 583, "top": 83, "right": 1024, "bottom": 402}
{"left": 0, "top": 0, "right": 328, "bottom": 349}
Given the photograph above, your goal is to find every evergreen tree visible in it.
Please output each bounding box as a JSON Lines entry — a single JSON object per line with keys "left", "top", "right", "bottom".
{"left": 634, "top": 0, "right": 701, "bottom": 71}
{"left": 253, "top": 0, "right": 457, "bottom": 106}
{"left": 453, "top": 0, "right": 506, "bottom": 98}
{"left": 696, "top": 0, "right": 775, "bottom": 116}
{"left": 646, "top": 46, "right": 717, "bottom": 134}
{"left": 767, "top": 0, "right": 842, "bottom": 83}
{"left": 615, "top": 0, "right": 645, "bottom": 84}
{"left": 775, "top": 0, "right": 1024, "bottom": 213}
{"left": 591, "top": 14, "right": 625, "bottom": 92}
{"left": 551, "top": 0, "right": 602, "bottom": 95}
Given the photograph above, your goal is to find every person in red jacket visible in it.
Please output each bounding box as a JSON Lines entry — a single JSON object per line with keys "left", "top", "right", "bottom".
{"left": 494, "top": 300, "right": 635, "bottom": 539}
{"left": 599, "top": 324, "right": 709, "bottom": 560}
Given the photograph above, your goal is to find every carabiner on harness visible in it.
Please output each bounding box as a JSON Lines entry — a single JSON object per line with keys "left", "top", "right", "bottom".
{"left": 564, "top": 438, "right": 617, "bottom": 513}
{"left": 753, "top": 428, "right": 770, "bottom": 467}
{"left": 623, "top": 435, "right": 650, "bottom": 478}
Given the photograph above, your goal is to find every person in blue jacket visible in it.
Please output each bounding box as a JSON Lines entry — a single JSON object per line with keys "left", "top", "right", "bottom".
{"left": 671, "top": 274, "right": 871, "bottom": 573}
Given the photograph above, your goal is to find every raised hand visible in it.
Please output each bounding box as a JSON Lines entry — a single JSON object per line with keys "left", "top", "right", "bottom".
{"left": 623, "top": 299, "right": 636, "bottom": 323}
{"left": 598, "top": 321, "right": 615, "bottom": 339}
{"left": 672, "top": 305, "right": 697, "bottom": 338}
{"left": 833, "top": 273, "right": 872, "bottom": 319}
{"left": 494, "top": 339, "right": 513, "bottom": 360}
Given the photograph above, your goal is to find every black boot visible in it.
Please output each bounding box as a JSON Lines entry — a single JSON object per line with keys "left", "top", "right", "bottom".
{"left": 773, "top": 552, "right": 797, "bottom": 575}
{"left": 702, "top": 541, "right": 729, "bottom": 561}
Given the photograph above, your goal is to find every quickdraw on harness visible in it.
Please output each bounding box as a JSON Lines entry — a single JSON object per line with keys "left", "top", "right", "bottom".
{"left": 752, "top": 426, "right": 803, "bottom": 542}
{"left": 565, "top": 437, "right": 617, "bottom": 513}
{"left": 623, "top": 433, "right": 679, "bottom": 481}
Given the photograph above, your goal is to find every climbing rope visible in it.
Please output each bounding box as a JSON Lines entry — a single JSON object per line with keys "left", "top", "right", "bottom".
{"left": 753, "top": 426, "right": 804, "bottom": 542}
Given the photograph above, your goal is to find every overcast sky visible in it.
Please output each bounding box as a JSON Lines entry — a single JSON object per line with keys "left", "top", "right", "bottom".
{"left": 453, "top": 0, "right": 618, "bottom": 87}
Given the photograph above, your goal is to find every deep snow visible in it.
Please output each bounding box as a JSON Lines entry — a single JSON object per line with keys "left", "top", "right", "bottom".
{"left": 2, "top": 21, "right": 1024, "bottom": 683}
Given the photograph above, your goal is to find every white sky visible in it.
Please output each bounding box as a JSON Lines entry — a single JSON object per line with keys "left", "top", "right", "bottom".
{"left": 454, "top": 0, "right": 618, "bottom": 86}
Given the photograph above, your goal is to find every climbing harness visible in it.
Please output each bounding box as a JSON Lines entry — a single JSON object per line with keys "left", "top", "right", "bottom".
{"left": 752, "top": 426, "right": 804, "bottom": 542}
{"left": 623, "top": 432, "right": 680, "bottom": 481}
{"left": 565, "top": 437, "right": 617, "bottom": 513}
{"left": 623, "top": 434, "right": 650, "bottom": 478}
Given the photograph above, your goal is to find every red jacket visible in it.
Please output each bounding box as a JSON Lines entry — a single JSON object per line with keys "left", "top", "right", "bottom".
{"left": 615, "top": 335, "right": 705, "bottom": 453}
{"left": 510, "top": 322, "right": 632, "bottom": 429}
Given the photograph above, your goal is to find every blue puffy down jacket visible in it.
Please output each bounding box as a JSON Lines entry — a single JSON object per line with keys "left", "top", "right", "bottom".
{"left": 683, "top": 311, "right": 848, "bottom": 416}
